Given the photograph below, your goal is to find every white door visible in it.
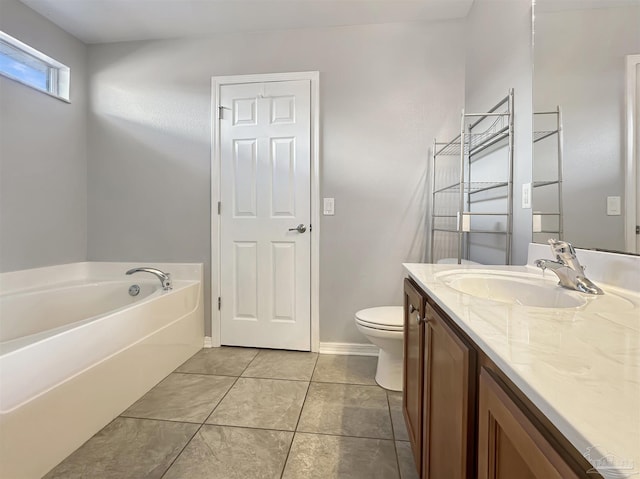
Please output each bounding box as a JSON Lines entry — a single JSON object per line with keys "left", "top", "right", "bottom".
{"left": 633, "top": 59, "right": 640, "bottom": 253}
{"left": 219, "top": 80, "right": 311, "bottom": 350}
{"left": 625, "top": 55, "right": 640, "bottom": 253}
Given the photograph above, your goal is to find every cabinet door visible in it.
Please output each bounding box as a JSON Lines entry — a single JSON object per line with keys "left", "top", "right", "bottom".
{"left": 477, "top": 367, "right": 580, "bottom": 479}
{"left": 423, "top": 303, "right": 475, "bottom": 479}
{"left": 403, "top": 278, "right": 425, "bottom": 474}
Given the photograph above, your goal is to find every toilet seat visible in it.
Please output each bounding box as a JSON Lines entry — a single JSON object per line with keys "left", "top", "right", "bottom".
{"left": 355, "top": 306, "right": 403, "bottom": 332}
{"left": 355, "top": 318, "right": 403, "bottom": 332}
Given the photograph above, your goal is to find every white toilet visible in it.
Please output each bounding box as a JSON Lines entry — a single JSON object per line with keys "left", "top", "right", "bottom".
{"left": 354, "top": 306, "right": 404, "bottom": 391}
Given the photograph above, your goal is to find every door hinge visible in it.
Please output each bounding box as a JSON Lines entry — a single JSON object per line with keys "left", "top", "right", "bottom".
{"left": 636, "top": 225, "right": 639, "bottom": 235}
{"left": 218, "top": 297, "right": 221, "bottom": 310}
{"left": 218, "top": 105, "right": 231, "bottom": 120}
{"left": 218, "top": 201, "right": 221, "bottom": 215}
{"left": 309, "top": 224, "right": 312, "bottom": 232}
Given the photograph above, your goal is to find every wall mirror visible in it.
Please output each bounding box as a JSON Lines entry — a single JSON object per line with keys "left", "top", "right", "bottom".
{"left": 532, "top": 0, "right": 640, "bottom": 253}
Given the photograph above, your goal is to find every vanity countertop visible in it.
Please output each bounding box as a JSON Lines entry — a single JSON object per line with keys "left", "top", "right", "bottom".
{"left": 403, "top": 262, "right": 640, "bottom": 479}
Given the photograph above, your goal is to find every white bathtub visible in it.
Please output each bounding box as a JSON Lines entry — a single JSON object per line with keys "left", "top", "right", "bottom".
{"left": 0, "top": 262, "right": 204, "bottom": 479}
{"left": 1, "top": 280, "right": 159, "bottom": 348}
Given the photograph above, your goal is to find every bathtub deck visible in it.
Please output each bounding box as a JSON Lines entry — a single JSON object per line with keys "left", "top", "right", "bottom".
{"left": 43, "top": 348, "right": 416, "bottom": 479}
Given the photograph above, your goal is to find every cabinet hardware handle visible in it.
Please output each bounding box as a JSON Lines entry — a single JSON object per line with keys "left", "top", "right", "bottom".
{"left": 416, "top": 315, "right": 423, "bottom": 324}
{"left": 409, "top": 304, "right": 417, "bottom": 314}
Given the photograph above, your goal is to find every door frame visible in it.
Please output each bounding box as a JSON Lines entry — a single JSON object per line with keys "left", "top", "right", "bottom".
{"left": 210, "top": 71, "right": 321, "bottom": 351}
{"left": 624, "top": 54, "right": 640, "bottom": 253}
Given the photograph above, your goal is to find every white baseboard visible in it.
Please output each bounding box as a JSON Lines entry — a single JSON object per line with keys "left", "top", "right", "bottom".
{"left": 204, "top": 338, "right": 377, "bottom": 356}
{"left": 319, "top": 342, "right": 379, "bottom": 356}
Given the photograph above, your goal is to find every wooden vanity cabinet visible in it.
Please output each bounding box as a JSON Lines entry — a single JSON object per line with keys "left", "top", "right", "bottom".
{"left": 477, "top": 368, "right": 580, "bottom": 479}
{"left": 403, "top": 278, "right": 476, "bottom": 479}
{"left": 403, "top": 277, "right": 601, "bottom": 479}
{"left": 422, "top": 302, "right": 476, "bottom": 479}
{"left": 403, "top": 278, "right": 425, "bottom": 472}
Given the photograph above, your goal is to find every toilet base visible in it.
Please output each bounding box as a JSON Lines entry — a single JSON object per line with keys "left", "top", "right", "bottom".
{"left": 374, "top": 348, "right": 403, "bottom": 391}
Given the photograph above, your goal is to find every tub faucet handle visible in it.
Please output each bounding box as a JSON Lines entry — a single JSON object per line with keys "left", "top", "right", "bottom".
{"left": 126, "top": 267, "right": 172, "bottom": 291}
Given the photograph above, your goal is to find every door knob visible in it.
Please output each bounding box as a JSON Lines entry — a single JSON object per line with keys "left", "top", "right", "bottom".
{"left": 288, "top": 224, "right": 307, "bottom": 233}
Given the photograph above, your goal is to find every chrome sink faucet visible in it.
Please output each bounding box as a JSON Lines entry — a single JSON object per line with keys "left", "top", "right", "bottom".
{"left": 126, "top": 267, "right": 172, "bottom": 291}
{"left": 534, "top": 240, "right": 603, "bottom": 295}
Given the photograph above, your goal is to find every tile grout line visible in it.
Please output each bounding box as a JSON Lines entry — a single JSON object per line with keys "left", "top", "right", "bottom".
{"left": 46, "top": 412, "right": 125, "bottom": 474}
{"left": 52, "top": 348, "right": 225, "bottom": 478}
{"left": 278, "top": 351, "right": 320, "bottom": 479}
{"left": 203, "top": 375, "right": 241, "bottom": 425}
{"left": 240, "top": 349, "right": 263, "bottom": 372}
{"left": 310, "top": 379, "right": 381, "bottom": 386}
{"left": 387, "top": 391, "right": 403, "bottom": 479}
{"left": 158, "top": 349, "right": 263, "bottom": 478}
{"left": 173, "top": 370, "right": 246, "bottom": 378}
{"left": 158, "top": 372, "right": 244, "bottom": 478}
{"left": 176, "top": 369, "right": 315, "bottom": 383}
{"left": 158, "top": 420, "right": 204, "bottom": 479}
{"left": 176, "top": 347, "right": 261, "bottom": 377}
{"left": 173, "top": 422, "right": 297, "bottom": 435}
{"left": 200, "top": 348, "right": 262, "bottom": 425}
{"left": 117, "top": 415, "right": 204, "bottom": 426}
{"left": 159, "top": 348, "right": 319, "bottom": 478}
{"left": 233, "top": 375, "right": 314, "bottom": 383}
{"left": 286, "top": 429, "right": 396, "bottom": 442}
{"left": 53, "top": 349, "right": 395, "bottom": 478}
{"left": 241, "top": 350, "right": 320, "bottom": 382}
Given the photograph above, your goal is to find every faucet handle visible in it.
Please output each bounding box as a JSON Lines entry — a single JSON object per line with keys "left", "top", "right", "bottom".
{"left": 547, "top": 239, "right": 578, "bottom": 263}
{"left": 548, "top": 239, "right": 584, "bottom": 273}
{"left": 547, "top": 239, "right": 575, "bottom": 257}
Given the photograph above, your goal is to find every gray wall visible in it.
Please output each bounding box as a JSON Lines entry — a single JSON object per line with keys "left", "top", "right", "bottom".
{"left": 86, "top": 21, "right": 466, "bottom": 342}
{"left": 1, "top": 0, "right": 536, "bottom": 343}
{"left": 0, "top": 0, "right": 88, "bottom": 272}
{"left": 463, "top": 0, "right": 533, "bottom": 266}
{"left": 534, "top": 5, "right": 640, "bottom": 251}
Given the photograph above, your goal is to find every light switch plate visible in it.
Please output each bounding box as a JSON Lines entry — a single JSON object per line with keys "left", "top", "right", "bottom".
{"left": 323, "top": 197, "right": 335, "bottom": 215}
{"left": 522, "top": 183, "right": 532, "bottom": 209}
{"left": 607, "top": 196, "right": 621, "bottom": 216}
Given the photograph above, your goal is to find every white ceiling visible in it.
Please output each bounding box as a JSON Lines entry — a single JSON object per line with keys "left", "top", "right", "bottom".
{"left": 18, "top": 0, "right": 475, "bottom": 44}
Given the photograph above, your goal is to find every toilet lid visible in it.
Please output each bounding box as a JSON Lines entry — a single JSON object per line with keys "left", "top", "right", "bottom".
{"left": 355, "top": 306, "right": 403, "bottom": 330}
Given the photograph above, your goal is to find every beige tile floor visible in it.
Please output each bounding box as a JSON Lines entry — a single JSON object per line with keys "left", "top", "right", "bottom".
{"left": 45, "top": 348, "right": 419, "bottom": 479}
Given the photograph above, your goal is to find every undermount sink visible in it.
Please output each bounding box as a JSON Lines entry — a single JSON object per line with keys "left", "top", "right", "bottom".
{"left": 434, "top": 270, "right": 589, "bottom": 309}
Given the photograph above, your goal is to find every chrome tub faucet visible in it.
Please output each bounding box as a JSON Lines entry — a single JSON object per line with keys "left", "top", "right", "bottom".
{"left": 534, "top": 240, "right": 603, "bottom": 295}
{"left": 126, "top": 267, "right": 172, "bottom": 291}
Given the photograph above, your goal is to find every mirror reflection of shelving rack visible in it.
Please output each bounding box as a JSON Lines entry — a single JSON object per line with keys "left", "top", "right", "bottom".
{"left": 533, "top": 106, "right": 563, "bottom": 242}
{"left": 430, "top": 89, "right": 514, "bottom": 265}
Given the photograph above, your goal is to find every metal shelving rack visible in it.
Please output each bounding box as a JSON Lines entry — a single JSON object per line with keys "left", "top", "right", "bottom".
{"left": 430, "top": 89, "right": 514, "bottom": 264}
{"left": 532, "top": 106, "right": 563, "bottom": 240}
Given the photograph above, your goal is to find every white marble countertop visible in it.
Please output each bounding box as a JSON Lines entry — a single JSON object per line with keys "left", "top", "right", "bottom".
{"left": 403, "top": 261, "right": 640, "bottom": 479}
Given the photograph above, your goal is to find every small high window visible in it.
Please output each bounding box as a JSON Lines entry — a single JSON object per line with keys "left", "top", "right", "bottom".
{"left": 0, "top": 31, "right": 70, "bottom": 102}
